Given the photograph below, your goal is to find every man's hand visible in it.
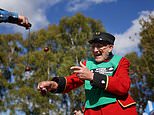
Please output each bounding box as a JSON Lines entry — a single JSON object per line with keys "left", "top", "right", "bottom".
{"left": 37, "top": 81, "right": 58, "bottom": 95}
{"left": 70, "top": 61, "right": 94, "bottom": 81}
{"left": 18, "top": 15, "right": 31, "bottom": 29}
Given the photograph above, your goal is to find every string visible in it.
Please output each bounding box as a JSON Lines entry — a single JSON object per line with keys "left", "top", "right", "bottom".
{"left": 27, "top": 29, "right": 31, "bottom": 66}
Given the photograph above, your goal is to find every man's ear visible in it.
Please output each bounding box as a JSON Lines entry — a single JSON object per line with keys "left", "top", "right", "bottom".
{"left": 108, "top": 45, "right": 113, "bottom": 52}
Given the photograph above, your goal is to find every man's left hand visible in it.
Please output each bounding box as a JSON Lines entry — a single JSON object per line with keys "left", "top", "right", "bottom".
{"left": 70, "top": 61, "right": 94, "bottom": 81}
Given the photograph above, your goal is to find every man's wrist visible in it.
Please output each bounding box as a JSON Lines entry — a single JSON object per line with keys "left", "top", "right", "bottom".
{"left": 90, "top": 72, "right": 107, "bottom": 89}
{"left": 51, "top": 77, "right": 66, "bottom": 93}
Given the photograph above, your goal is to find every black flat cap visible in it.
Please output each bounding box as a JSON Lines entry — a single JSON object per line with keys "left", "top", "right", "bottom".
{"left": 88, "top": 32, "right": 115, "bottom": 45}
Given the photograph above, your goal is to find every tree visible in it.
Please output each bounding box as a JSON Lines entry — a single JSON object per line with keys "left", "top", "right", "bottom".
{"left": 0, "top": 13, "right": 105, "bottom": 114}
{"left": 0, "top": 33, "right": 23, "bottom": 112}
{"left": 125, "top": 14, "right": 154, "bottom": 114}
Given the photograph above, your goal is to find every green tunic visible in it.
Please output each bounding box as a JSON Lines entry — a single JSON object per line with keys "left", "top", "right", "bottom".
{"left": 85, "top": 55, "right": 122, "bottom": 108}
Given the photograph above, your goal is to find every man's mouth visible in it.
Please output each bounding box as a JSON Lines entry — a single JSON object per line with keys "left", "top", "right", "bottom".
{"left": 94, "top": 51, "right": 102, "bottom": 57}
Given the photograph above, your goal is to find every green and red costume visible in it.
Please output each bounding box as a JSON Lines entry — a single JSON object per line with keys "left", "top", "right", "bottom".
{"left": 52, "top": 55, "right": 137, "bottom": 115}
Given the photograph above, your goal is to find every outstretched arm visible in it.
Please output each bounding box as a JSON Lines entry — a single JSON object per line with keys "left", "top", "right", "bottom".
{"left": 37, "top": 61, "right": 86, "bottom": 95}
{"left": 0, "top": 8, "right": 31, "bottom": 29}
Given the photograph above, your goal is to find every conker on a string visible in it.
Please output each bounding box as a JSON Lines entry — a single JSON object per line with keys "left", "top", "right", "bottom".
{"left": 25, "top": 66, "right": 31, "bottom": 71}
{"left": 44, "top": 47, "right": 49, "bottom": 52}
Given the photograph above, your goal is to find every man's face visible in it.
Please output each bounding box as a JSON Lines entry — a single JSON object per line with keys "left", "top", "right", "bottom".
{"left": 91, "top": 42, "right": 113, "bottom": 63}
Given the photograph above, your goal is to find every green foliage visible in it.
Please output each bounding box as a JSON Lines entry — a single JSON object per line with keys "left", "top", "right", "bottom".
{"left": 126, "top": 15, "right": 154, "bottom": 114}
{"left": 0, "top": 13, "right": 105, "bottom": 114}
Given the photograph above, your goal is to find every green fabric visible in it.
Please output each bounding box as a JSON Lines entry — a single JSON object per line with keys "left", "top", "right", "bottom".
{"left": 85, "top": 55, "right": 122, "bottom": 108}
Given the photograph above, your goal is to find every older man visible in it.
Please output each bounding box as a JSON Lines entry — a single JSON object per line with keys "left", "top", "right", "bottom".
{"left": 38, "top": 32, "right": 137, "bottom": 115}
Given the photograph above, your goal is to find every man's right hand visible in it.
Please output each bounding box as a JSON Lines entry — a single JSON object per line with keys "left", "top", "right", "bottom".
{"left": 37, "top": 81, "right": 58, "bottom": 95}
{"left": 18, "top": 15, "right": 31, "bottom": 29}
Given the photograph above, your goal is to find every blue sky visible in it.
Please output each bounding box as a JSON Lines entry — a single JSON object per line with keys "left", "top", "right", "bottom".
{"left": 0, "top": 0, "right": 154, "bottom": 56}
{"left": 46, "top": 0, "right": 154, "bottom": 33}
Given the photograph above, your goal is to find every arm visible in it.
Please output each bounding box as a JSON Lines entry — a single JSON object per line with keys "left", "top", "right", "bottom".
{"left": 51, "top": 61, "right": 87, "bottom": 93}
{"left": 52, "top": 73, "right": 84, "bottom": 93}
{"left": 0, "top": 8, "right": 31, "bottom": 29}
{"left": 37, "top": 61, "right": 88, "bottom": 95}
{"left": 0, "top": 8, "right": 18, "bottom": 23}
{"left": 37, "top": 73, "right": 84, "bottom": 95}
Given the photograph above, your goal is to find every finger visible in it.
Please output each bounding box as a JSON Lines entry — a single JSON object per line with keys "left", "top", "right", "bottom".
{"left": 18, "top": 23, "right": 29, "bottom": 29}
{"left": 37, "top": 84, "right": 40, "bottom": 90}
{"left": 25, "top": 23, "right": 31, "bottom": 29}
{"left": 73, "top": 69, "right": 82, "bottom": 73}
{"left": 70, "top": 66, "right": 82, "bottom": 70}
{"left": 27, "top": 23, "right": 32, "bottom": 27}
{"left": 21, "top": 17, "right": 26, "bottom": 24}
{"left": 37, "top": 83, "right": 43, "bottom": 90}
{"left": 37, "top": 81, "right": 47, "bottom": 89}
{"left": 25, "top": 17, "right": 29, "bottom": 24}
{"left": 80, "top": 61, "right": 86, "bottom": 68}
{"left": 42, "top": 87, "right": 47, "bottom": 92}
{"left": 23, "top": 17, "right": 28, "bottom": 27}
{"left": 38, "top": 85, "right": 44, "bottom": 91}
{"left": 40, "top": 88, "right": 47, "bottom": 96}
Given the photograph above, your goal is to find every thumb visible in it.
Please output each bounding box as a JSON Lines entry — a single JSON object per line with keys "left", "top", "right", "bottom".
{"left": 80, "top": 61, "right": 86, "bottom": 68}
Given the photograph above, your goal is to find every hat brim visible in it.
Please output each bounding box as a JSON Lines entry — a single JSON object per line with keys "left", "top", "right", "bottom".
{"left": 88, "top": 39, "right": 112, "bottom": 44}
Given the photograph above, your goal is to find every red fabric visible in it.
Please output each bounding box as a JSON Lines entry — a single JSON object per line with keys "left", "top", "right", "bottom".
{"left": 117, "top": 95, "right": 136, "bottom": 107}
{"left": 63, "top": 58, "right": 137, "bottom": 114}
{"left": 106, "top": 57, "right": 131, "bottom": 96}
{"left": 84, "top": 101, "right": 137, "bottom": 115}
{"left": 63, "top": 73, "right": 84, "bottom": 93}
{"left": 63, "top": 61, "right": 86, "bottom": 93}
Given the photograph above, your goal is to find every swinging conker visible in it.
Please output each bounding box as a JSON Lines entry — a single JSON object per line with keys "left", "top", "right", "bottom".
{"left": 25, "top": 66, "right": 31, "bottom": 71}
{"left": 44, "top": 47, "right": 49, "bottom": 52}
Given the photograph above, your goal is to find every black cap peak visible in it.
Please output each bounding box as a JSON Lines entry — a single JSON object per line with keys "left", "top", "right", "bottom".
{"left": 89, "top": 32, "right": 115, "bottom": 45}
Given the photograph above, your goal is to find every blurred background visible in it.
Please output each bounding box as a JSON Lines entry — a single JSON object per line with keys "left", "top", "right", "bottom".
{"left": 0, "top": 0, "right": 154, "bottom": 115}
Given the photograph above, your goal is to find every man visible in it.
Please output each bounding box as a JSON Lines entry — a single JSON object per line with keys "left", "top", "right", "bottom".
{"left": 37, "top": 32, "right": 138, "bottom": 115}
{"left": 0, "top": 8, "right": 31, "bottom": 29}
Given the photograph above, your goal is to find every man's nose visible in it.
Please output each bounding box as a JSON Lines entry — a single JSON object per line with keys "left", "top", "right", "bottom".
{"left": 93, "top": 47, "right": 99, "bottom": 52}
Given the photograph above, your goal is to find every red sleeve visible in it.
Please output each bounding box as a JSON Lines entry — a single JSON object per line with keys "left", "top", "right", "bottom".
{"left": 106, "top": 57, "right": 131, "bottom": 96}
{"left": 63, "top": 61, "right": 86, "bottom": 93}
{"left": 63, "top": 74, "right": 84, "bottom": 93}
